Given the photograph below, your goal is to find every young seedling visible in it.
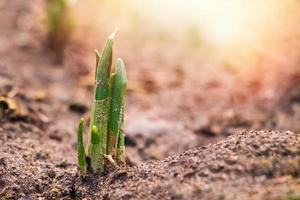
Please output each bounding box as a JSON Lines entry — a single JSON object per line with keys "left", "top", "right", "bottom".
{"left": 76, "top": 30, "right": 127, "bottom": 174}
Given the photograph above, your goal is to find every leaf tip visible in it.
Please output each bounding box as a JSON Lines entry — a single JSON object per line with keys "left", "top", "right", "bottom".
{"left": 108, "top": 28, "right": 119, "bottom": 40}
{"left": 116, "top": 58, "right": 127, "bottom": 85}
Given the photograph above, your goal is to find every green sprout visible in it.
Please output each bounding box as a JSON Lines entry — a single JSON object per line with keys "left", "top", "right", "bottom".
{"left": 46, "top": 0, "right": 76, "bottom": 64}
{"left": 77, "top": 117, "right": 86, "bottom": 174}
{"left": 108, "top": 58, "right": 127, "bottom": 160}
{"left": 77, "top": 29, "right": 127, "bottom": 174}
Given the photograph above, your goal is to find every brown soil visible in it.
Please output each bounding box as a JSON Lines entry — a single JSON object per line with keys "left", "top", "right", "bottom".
{"left": 0, "top": 1, "right": 300, "bottom": 199}
{"left": 75, "top": 130, "right": 300, "bottom": 200}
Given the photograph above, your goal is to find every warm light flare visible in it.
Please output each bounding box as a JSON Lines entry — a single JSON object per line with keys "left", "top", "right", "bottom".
{"left": 132, "top": 0, "right": 300, "bottom": 46}
{"left": 74, "top": 0, "right": 300, "bottom": 71}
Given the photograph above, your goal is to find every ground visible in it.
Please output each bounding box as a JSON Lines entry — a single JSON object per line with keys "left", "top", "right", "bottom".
{"left": 0, "top": 1, "right": 300, "bottom": 199}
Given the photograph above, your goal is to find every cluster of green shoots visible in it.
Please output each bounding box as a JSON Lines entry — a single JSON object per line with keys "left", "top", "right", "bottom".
{"left": 46, "top": 0, "right": 76, "bottom": 63}
{"left": 77, "top": 29, "right": 127, "bottom": 174}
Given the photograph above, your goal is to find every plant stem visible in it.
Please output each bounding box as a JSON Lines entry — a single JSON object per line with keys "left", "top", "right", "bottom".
{"left": 117, "top": 131, "right": 126, "bottom": 163}
{"left": 77, "top": 118, "right": 86, "bottom": 174}
{"left": 108, "top": 58, "right": 127, "bottom": 159}
{"left": 90, "top": 125, "right": 101, "bottom": 172}
{"left": 88, "top": 30, "right": 118, "bottom": 170}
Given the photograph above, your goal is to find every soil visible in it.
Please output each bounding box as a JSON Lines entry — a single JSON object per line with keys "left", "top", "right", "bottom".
{"left": 0, "top": 0, "right": 300, "bottom": 200}
{"left": 75, "top": 130, "right": 300, "bottom": 200}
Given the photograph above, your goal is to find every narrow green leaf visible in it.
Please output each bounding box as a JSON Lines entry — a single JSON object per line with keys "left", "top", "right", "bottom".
{"left": 88, "top": 30, "right": 118, "bottom": 169}
{"left": 108, "top": 58, "right": 127, "bottom": 158}
{"left": 95, "top": 29, "right": 118, "bottom": 100}
{"left": 90, "top": 125, "right": 102, "bottom": 172}
{"left": 77, "top": 117, "right": 86, "bottom": 174}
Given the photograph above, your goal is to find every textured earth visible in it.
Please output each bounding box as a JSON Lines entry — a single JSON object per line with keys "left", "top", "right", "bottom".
{"left": 76, "top": 130, "right": 300, "bottom": 200}
{"left": 1, "top": 127, "right": 300, "bottom": 199}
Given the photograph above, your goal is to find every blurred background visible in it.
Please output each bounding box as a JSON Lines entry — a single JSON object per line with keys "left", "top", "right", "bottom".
{"left": 0, "top": 0, "right": 300, "bottom": 164}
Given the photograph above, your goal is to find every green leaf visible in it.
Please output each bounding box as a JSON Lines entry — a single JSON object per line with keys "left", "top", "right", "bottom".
{"left": 77, "top": 118, "right": 86, "bottom": 174}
